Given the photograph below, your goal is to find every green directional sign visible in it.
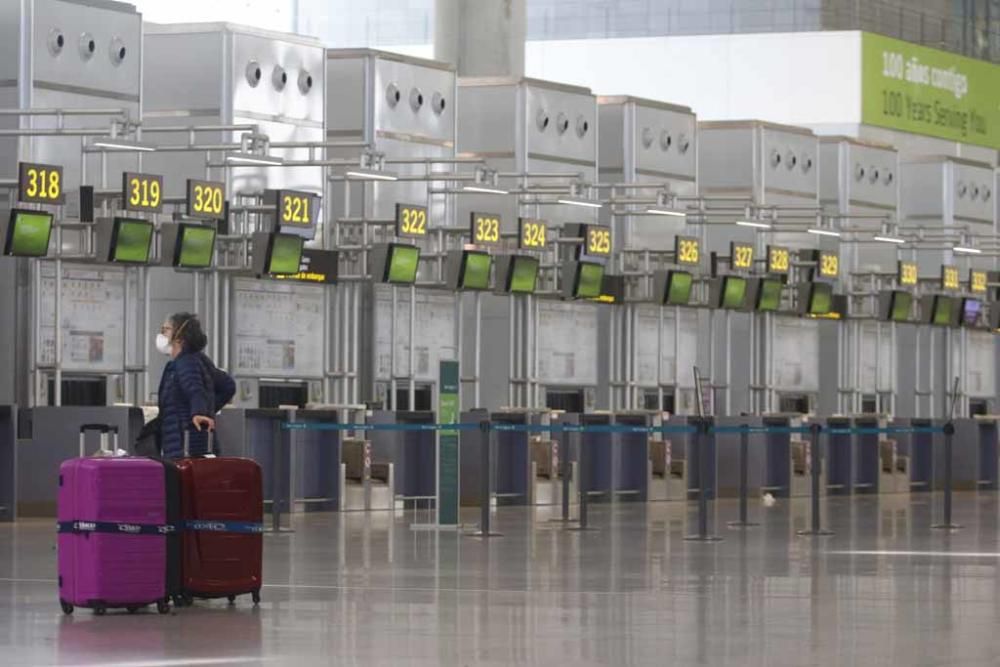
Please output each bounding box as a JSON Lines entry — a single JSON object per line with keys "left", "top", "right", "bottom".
{"left": 861, "top": 32, "right": 1000, "bottom": 150}
{"left": 437, "top": 360, "right": 460, "bottom": 526}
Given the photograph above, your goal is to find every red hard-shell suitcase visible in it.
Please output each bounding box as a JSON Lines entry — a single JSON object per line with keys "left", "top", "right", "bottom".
{"left": 175, "top": 432, "right": 263, "bottom": 605}
{"left": 58, "top": 425, "right": 171, "bottom": 615}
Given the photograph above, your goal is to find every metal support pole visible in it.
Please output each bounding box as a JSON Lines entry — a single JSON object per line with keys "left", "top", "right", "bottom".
{"left": 468, "top": 420, "right": 501, "bottom": 537}
{"left": 798, "top": 422, "right": 832, "bottom": 536}
{"left": 686, "top": 420, "right": 722, "bottom": 542}
{"left": 728, "top": 425, "right": 757, "bottom": 528}
{"left": 568, "top": 426, "right": 595, "bottom": 531}
{"left": 932, "top": 421, "right": 961, "bottom": 530}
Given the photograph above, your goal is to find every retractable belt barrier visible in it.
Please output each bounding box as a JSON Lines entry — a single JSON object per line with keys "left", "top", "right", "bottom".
{"left": 282, "top": 421, "right": 944, "bottom": 437}
{"left": 279, "top": 419, "right": 952, "bottom": 540}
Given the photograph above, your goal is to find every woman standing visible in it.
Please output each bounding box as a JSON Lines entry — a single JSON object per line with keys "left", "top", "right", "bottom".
{"left": 156, "top": 313, "right": 235, "bottom": 459}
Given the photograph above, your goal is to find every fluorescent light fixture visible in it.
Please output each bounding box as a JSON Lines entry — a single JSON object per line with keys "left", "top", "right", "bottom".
{"left": 557, "top": 196, "right": 603, "bottom": 209}
{"left": 463, "top": 184, "right": 509, "bottom": 195}
{"left": 873, "top": 235, "right": 906, "bottom": 244}
{"left": 345, "top": 167, "right": 399, "bottom": 182}
{"left": 736, "top": 220, "right": 772, "bottom": 230}
{"left": 645, "top": 206, "right": 687, "bottom": 218}
{"left": 953, "top": 246, "right": 982, "bottom": 255}
{"left": 226, "top": 152, "right": 284, "bottom": 166}
{"left": 90, "top": 138, "right": 155, "bottom": 152}
{"left": 807, "top": 228, "right": 842, "bottom": 238}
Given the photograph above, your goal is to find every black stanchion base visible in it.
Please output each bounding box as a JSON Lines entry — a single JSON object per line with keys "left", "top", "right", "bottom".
{"left": 546, "top": 517, "right": 578, "bottom": 524}
{"left": 684, "top": 534, "right": 723, "bottom": 542}
{"left": 931, "top": 523, "right": 962, "bottom": 531}
{"left": 727, "top": 521, "right": 759, "bottom": 528}
{"left": 796, "top": 529, "right": 834, "bottom": 536}
{"left": 566, "top": 525, "right": 599, "bottom": 532}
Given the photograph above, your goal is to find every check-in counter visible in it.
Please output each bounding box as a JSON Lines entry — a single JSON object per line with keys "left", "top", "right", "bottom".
{"left": 892, "top": 417, "right": 935, "bottom": 492}
{"left": 951, "top": 416, "right": 1000, "bottom": 491}
{"left": 0, "top": 406, "right": 16, "bottom": 521}
{"left": 823, "top": 416, "right": 852, "bottom": 495}
{"left": 368, "top": 410, "right": 436, "bottom": 508}
{"left": 287, "top": 408, "right": 342, "bottom": 512}
{"left": 715, "top": 415, "right": 752, "bottom": 498}
{"left": 668, "top": 415, "right": 714, "bottom": 500}
{"left": 612, "top": 412, "right": 651, "bottom": 501}
{"left": 579, "top": 413, "right": 612, "bottom": 501}
{"left": 16, "top": 406, "right": 144, "bottom": 516}
{"left": 215, "top": 408, "right": 291, "bottom": 515}
{"left": 852, "top": 415, "right": 883, "bottom": 495}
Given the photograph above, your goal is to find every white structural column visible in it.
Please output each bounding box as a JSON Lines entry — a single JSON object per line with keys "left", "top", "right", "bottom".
{"left": 435, "top": 0, "right": 526, "bottom": 77}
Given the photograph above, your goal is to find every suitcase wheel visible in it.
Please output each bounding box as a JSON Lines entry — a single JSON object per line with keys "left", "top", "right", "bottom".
{"left": 156, "top": 600, "right": 170, "bottom": 615}
{"left": 60, "top": 600, "right": 73, "bottom": 616}
{"left": 252, "top": 590, "right": 261, "bottom": 605}
{"left": 126, "top": 606, "right": 139, "bottom": 614}
{"left": 227, "top": 595, "right": 236, "bottom": 604}
{"left": 93, "top": 605, "right": 107, "bottom": 616}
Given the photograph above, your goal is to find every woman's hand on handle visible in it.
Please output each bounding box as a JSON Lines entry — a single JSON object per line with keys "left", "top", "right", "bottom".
{"left": 192, "top": 415, "right": 215, "bottom": 432}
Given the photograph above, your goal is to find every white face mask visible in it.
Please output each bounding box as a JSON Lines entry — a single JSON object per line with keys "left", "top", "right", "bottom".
{"left": 155, "top": 333, "right": 172, "bottom": 355}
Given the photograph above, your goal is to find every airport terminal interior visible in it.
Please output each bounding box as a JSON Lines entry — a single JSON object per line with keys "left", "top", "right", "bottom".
{"left": 1, "top": 0, "right": 1000, "bottom": 664}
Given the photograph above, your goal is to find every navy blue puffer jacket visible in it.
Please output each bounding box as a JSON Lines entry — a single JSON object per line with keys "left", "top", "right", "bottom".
{"left": 157, "top": 351, "right": 235, "bottom": 459}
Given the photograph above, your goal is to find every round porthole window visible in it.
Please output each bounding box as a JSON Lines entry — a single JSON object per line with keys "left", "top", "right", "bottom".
{"left": 246, "top": 60, "right": 262, "bottom": 87}
{"left": 79, "top": 33, "right": 96, "bottom": 61}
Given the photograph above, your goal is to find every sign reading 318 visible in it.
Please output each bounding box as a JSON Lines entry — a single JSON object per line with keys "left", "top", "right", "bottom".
{"left": 18, "top": 162, "right": 64, "bottom": 204}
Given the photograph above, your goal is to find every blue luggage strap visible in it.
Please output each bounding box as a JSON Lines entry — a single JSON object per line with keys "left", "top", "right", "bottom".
{"left": 57, "top": 521, "right": 175, "bottom": 535}
{"left": 58, "top": 520, "right": 264, "bottom": 535}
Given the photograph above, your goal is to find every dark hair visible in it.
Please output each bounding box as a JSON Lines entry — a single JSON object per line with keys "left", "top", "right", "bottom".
{"left": 169, "top": 312, "right": 208, "bottom": 353}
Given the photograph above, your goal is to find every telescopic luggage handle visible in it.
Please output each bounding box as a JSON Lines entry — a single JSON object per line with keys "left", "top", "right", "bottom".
{"left": 79, "top": 424, "right": 119, "bottom": 457}
{"left": 183, "top": 426, "right": 215, "bottom": 458}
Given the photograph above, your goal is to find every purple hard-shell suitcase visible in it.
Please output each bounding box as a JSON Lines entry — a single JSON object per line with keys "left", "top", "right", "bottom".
{"left": 57, "top": 424, "right": 170, "bottom": 615}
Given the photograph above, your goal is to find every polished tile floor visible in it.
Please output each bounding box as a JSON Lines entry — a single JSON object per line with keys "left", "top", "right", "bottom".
{"left": 3, "top": 493, "right": 1000, "bottom": 666}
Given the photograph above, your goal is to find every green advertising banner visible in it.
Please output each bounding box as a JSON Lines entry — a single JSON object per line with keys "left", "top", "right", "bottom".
{"left": 437, "top": 360, "right": 460, "bottom": 526}
{"left": 861, "top": 32, "right": 1000, "bottom": 150}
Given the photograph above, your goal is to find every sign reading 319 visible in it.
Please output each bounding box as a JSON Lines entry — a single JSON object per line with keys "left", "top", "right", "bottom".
{"left": 18, "top": 162, "right": 64, "bottom": 204}
{"left": 186, "top": 179, "right": 225, "bottom": 219}
{"left": 123, "top": 172, "right": 163, "bottom": 213}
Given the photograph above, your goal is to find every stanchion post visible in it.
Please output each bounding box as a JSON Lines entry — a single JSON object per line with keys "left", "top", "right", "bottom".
{"left": 269, "top": 420, "right": 293, "bottom": 533}
{"left": 729, "top": 424, "right": 758, "bottom": 528}
{"left": 686, "top": 419, "right": 722, "bottom": 542}
{"left": 568, "top": 425, "right": 597, "bottom": 532}
{"left": 932, "top": 421, "right": 961, "bottom": 531}
{"left": 468, "top": 419, "right": 502, "bottom": 537}
{"left": 797, "top": 422, "right": 832, "bottom": 537}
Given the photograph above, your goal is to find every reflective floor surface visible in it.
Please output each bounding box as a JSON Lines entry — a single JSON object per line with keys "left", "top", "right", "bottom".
{"left": 3, "top": 493, "right": 1000, "bottom": 666}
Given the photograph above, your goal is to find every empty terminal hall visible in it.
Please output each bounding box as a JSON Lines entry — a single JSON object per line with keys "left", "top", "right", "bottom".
{"left": 1, "top": 0, "right": 1000, "bottom": 665}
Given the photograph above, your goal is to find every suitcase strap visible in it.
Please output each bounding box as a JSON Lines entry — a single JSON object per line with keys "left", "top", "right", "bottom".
{"left": 57, "top": 520, "right": 264, "bottom": 535}
{"left": 58, "top": 520, "right": 175, "bottom": 535}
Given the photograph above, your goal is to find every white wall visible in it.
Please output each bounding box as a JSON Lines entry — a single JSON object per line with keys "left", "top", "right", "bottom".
{"left": 131, "top": 0, "right": 293, "bottom": 32}
{"left": 526, "top": 32, "right": 862, "bottom": 128}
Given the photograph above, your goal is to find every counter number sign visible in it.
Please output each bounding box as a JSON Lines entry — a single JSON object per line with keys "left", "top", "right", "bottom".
{"left": 278, "top": 190, "right": 316, "bottom": 227}
{"left": 186, "top": 179, "right": 225, "bottom": 219}
{"left": 470, "top": 212, "right": 501, "bottom": 246}
{"left": 970, "top": 270, "right": 988, "bottom": 293}
{"left": 675, "top": 236, "right": 700, "bottom": 266}
{"left": 518, "top": 218, "right": 547, "bottom": 250}
{"left": 18, "top": 162, "right": 64, "bottom": 204}
{"left": 898, "top": 261, "right": 918, "bottom": 286}
{"left": 818, "top": 250, "right": 839, "bottom": 279}
{"left": 941, "top": 265, "right": 959, "bottom": 291}
{"left": 731, "top": 242, "right": 753, "bottom": 270}
{"left": 123, "top": 172, "right": 163, "bottom": 213}
{"left": 396, "top": 203, "right": 427, "bottom": 237}
{"left": 585, "top": 225, "right": 611, "bottom": 256}
{"left": 767, "top": 245, "right": 790, "bottom": 274}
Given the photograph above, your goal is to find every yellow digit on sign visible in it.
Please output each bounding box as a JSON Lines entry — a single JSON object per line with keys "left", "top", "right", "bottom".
{"left": 26, "top": 169, "right": 38, "bottom": 198}
{"left": 820, "top": 253, "right": 838, "bottom": 278}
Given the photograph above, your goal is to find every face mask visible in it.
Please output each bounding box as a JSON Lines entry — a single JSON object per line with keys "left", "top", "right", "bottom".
{"left": 155, "top": 333, "right": 172, "bottom": 355}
